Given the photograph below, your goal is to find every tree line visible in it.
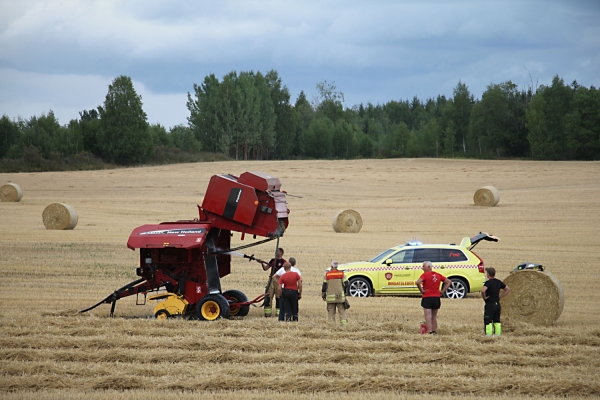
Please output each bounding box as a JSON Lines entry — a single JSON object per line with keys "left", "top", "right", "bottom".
{"left": 1, "top": 72, "right": 598, "bottom": 171}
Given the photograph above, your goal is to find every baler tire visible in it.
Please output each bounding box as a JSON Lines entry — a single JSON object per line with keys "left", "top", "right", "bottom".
{"left": 155, "top": 310, "right": 171, "bottom": 320}
{"left": 195, "top": 294, "right": 230, "bottom": 321}
{"left": 223, "top": 289, "right": 250, "bottom": 317}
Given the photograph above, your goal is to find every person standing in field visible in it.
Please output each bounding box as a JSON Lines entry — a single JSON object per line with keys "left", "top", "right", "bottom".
{"left": 322, "top": 260, "right": 349, "bottom": 325}
{"left": 257, "top": 247, "right": 286, "bottom": 317}
{"left": 481, "top": 267, "right": 511, "bottom": 336}
{"left": 416, "top": 261, "right": 452, "bottom": 335}
{"left": 276, "top": 257, "right": 302, "bottom": 322}
{"left": 279, "top": 261, "right": 302, "bottom": 321}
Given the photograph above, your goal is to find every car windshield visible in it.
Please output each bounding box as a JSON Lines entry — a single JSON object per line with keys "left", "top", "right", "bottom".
{"left": 369, "top": 248, "right": 396, "bottom": 263}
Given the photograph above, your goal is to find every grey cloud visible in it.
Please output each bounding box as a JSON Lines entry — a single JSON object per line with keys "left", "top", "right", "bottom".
{"left": 1, "top": 0, "right": 599, "bottom": 127}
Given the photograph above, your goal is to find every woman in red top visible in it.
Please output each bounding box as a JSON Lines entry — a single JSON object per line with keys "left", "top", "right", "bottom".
{"left": 415, "top": 261, "right": 452, "bottom": 334}
{"left": 279, "top": 261, "right": 302, "bottom": 321}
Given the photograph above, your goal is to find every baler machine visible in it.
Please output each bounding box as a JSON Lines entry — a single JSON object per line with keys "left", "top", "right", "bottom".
{"left": 80, "top": 171, "right": 289, "bottom": 320}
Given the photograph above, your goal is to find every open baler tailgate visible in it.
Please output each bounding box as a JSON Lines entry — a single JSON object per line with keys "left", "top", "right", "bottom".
{"left": 201, "top": 171, "right": 289, "bottom": 237}
{"left": 127, "top": 223, "right": 209, "bottom": 250}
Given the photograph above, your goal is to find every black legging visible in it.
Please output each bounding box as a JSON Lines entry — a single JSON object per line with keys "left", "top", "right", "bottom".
{"left": 484, "top": 302, "right": 501, "bottom": 324}
{"left": 281, "top": 288, "right": 299, "bottom": 321}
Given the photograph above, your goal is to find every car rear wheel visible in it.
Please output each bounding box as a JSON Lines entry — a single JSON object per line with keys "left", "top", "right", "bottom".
{"left": 347, "top": 277, "right": 372, "bottom": 297}
{"left": 443, "top": 278, "right": 468, "bottom": 299}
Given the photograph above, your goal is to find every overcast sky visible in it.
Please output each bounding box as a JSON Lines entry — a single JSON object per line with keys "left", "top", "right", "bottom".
{"left": 1, "top": 0, "right": 599, "bottom": 129}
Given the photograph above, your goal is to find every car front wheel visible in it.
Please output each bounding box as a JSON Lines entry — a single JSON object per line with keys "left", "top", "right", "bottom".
{"left": 347, "top": 277, "right": 372, "bottom": 297}
{"left": 443, "top": 278, "right": 468, "bottom": 299}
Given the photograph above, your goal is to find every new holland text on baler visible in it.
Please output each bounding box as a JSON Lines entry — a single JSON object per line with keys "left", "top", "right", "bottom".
{"left": 80, "top": 171, "right": 289, "bottom": 320}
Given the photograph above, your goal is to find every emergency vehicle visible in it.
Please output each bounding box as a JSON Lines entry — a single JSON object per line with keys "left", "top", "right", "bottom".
{"left": 340, "top": 233, "right": 499, "bottom": 299}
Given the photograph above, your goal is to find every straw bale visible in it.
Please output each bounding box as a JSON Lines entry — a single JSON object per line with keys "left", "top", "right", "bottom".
{"left": 473, "top": 185, "right": 499, "bottom": 206}
{"left": 501, "top": 270, "right": 564, "bottom": 326}
{"left": 42, "top": 203, "right": 78, "bottom": 230}
{"left": 0, "top": 183, "right": 23, "bottom": 202}
{"left": 332, "top": 209, "right": 363, "bottom": 233}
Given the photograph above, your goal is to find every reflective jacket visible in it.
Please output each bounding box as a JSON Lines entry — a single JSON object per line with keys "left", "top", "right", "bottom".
{"left": 322, "top": 269, "right": 348, "bottom": 303}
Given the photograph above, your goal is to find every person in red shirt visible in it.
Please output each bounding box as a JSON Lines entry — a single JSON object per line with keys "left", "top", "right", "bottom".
{"left": 279, "top": 261, "right": 302, "bottom": 321}
{"left": 415, "top": 261, "right": 452, "bottom": 334}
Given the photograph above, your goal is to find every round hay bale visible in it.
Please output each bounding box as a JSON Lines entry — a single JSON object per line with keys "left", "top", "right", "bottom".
{"left": 473, "top": 185, "right": 500, "bottom": 206}
{"left": 42, "top": 203, "right": 78, "bottom": 230}
{"left": 0, "top": 183, "right": 23, "bottom": 202}
{"left": 332, "top": 209, "right": 363, "bottom": 233}
{"left": 501, "top": 270, "right": 564, "bottom": 326}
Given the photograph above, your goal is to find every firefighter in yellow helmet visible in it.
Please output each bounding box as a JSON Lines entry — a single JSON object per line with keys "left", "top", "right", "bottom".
{"left": 322, "top": 260, "right": 349, "bottom": 325}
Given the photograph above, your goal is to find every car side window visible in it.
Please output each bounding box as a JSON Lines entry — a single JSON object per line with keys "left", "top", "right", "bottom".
{"left": 413, "top": 248, "right": 444, "bottom": 263}
{"left": 390, "top": 249, "right": 414, "bottom": 263}
{"left": 442, "top": 249, "right": 468, "bottom": 262}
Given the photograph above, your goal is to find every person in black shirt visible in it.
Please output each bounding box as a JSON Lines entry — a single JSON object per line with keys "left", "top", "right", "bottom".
{"left": 257, "top": 248, "right": 286, "bottom": 317}
{"left": 481, "top": 267, "right": 511, "bottom": 336}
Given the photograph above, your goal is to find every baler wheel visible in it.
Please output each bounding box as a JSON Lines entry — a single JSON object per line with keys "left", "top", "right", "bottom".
{"left": 223, "top": 289, "right": 250, "bottom": 317}
{"left": 155, "top": 310, "right": 171, "bottom": 320}
{"left": 196, "top": 294, "right": 230, "bottom": 321}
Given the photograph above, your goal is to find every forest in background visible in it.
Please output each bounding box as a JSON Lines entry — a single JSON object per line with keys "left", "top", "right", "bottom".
{"left": 1, "top": 71, "right": 598, "bottom": 172}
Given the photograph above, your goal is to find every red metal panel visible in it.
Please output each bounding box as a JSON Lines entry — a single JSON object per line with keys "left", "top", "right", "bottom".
{"left": 201, "top": 174, "right": 258, "bottom": 227}
{"left": 127, "top": 223, "right": 209, "bottom": 250}
{"left": 238, "top": 171, "right": 281, "bottom": 191}
{"left": 202, "top": 175, "right": 234, "bottom": 216}
{"left": 184, "top": 277, "right": 207, "bottom": 305}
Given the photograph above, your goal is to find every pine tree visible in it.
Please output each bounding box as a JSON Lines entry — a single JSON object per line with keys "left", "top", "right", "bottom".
{"left": 98, "top": 76, "right": 152, "bottom": 164}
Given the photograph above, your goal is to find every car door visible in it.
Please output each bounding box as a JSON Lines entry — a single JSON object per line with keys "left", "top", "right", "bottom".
{"left": 412, "top": 248, "right": 447, "bottom": 288}
{"left": 378, "top": 249, "right": 417, "bottom": 293}
{"left": 439, "top": 247, "right": 474, "bottom": 293}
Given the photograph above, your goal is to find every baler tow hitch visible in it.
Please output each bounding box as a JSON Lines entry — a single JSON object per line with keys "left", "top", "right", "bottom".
{"left": 79, "top": 278, "right": 146, "bottom": 316}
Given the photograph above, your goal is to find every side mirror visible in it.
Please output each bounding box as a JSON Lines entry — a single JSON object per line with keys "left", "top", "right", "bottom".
{"left": 385, "top": 259, "right": 393, "bottom": 265}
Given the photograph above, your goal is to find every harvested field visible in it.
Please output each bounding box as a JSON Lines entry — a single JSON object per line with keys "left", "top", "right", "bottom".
{"left": 1, "top": 158, "right": 599, "bottom": 399}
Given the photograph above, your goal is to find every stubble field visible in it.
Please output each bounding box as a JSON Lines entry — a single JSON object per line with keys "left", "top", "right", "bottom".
{"left": 1, "top": 158, "right": 599, "bottom": 399}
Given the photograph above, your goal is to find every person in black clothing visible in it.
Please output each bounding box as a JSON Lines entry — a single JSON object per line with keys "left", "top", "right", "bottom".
{"left": 481, "top": 267, "right": 511, "bottom": 336}
{"left": 257, "top": 248, "right": 285, "bottom": 317}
